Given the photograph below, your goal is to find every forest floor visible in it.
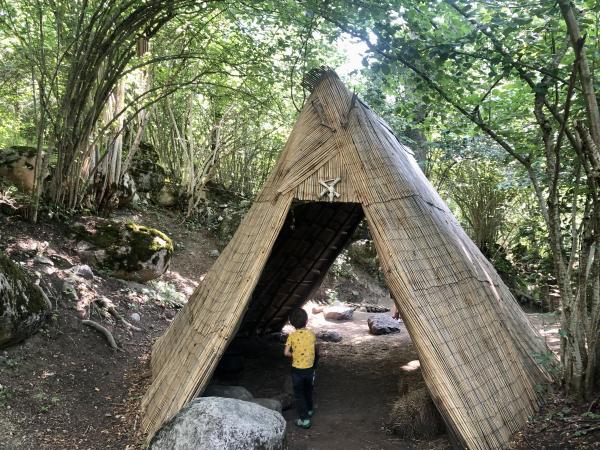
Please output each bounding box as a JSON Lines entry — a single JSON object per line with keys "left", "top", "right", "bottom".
{"left": 0, "top": 207, "right": 599, "bottom": 450}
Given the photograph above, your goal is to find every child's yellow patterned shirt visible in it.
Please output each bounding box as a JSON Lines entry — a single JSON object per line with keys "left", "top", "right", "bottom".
{"left": 285, "top": 329, "right": 316, "bottom": 369}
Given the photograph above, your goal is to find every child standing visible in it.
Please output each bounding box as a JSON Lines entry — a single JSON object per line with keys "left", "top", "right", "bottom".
{"left": 284, "top": 308, "right": 318, "bottom": 429}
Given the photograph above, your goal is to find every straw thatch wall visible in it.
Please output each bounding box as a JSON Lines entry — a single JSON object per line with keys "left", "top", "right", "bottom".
{"left": 141, "top": 69, "right": 550, "bottom": 449}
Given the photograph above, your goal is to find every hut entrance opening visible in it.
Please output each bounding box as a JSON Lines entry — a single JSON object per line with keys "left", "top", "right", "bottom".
{"left": 238, "top": 200, "right": 365, "bottom": 336}
{"left": 208, "top": 200, "right": 419, "bottom": 449}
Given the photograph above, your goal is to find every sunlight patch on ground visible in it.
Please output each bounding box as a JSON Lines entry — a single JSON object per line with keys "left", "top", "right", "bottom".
{"left": 527, "top": 313, "right": 561, "bottom": 354}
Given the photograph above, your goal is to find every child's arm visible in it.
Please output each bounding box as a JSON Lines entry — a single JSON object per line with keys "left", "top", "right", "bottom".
{"left": 284, "top": 344, "right": 292, "bottom": 358}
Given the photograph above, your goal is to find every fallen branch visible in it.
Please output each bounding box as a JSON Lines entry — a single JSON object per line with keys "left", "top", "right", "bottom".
{"left": 82, "top": 319, "right": 120, "bottom": 351}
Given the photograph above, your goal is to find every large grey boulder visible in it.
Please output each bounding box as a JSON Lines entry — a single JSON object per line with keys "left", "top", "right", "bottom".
{"left": 203, "top": 384, "right": 253, "bottom": 401}
{"left": 150, "top": 397, "right": 286, "bottom": 450}
{"left": 323, "top": 305, "right": 354, "bottom": 321}
{"left": 367, "top": 315, "right": 402, "bottom": 335}
{"left": 73, "top": 218, "right": 173, "bottom": 282}
{"left": 0, "top": 252, "right": 51, "bottom": 348}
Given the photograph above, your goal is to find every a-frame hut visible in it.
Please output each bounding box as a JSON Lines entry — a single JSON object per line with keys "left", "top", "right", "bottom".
{"left": 142, "top": 69, "right": 550, "bottom": 449}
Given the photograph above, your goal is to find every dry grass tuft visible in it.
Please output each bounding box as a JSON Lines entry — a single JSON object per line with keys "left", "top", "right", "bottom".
{"left": 388, "top": 371, "right": 445, "bottom": 440}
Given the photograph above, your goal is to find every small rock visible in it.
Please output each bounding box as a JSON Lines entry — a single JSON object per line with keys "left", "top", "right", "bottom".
{"left": 61, "top": 282, "right": 78, "bottom": 301}
{"left": 250, "top": 398, "right": 282, "bottom": 414}
{"left": 33, "top": 255, "right": 54, "bottom": 266}
{"left": 68, "top": 264, "right": 95, "bottom": 280}
{"left": 130, "top": 313, "right": 141, "bottom": 322}
{"left": 209, "top": 249, "right": 220, "bottom": 258}
{"left": 351, "top": 290, "right": 359, "bottom": 297}
{"left": 311, "top": 305, "right": 324, "bottom": 314}
{"left": 316, "top": 330, "right": 342, "bottom": 342}
{"left": 203, "top": 385, "right": 253, "bottom": 401}
{"left": 367, "top": 315, "right": 402, "bottom": 335}
{"left": 164, "top": 309, "right": 176, "bottom": 320}
{"left": 323, "top": 305, "right": 354, "bottom": 321}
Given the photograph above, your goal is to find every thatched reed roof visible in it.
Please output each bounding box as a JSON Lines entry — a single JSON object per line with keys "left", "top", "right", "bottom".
{"left": 141, "top": 69, "right": 550, "bottom": 449}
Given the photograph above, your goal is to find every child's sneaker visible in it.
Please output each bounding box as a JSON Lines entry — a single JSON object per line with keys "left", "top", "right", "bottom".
{"left": 308, "top": 410, "right": 314, "bottom": 417}
{"left": 295, "top": 418, "right": 311, "bottom": 429}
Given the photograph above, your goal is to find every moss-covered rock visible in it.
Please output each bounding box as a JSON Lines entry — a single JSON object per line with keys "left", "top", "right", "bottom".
{"left": 73, "top": 219, "right": 173, "bottom": 282}
{"left": 0, "top": 251, "right": 51, "bottom": 348}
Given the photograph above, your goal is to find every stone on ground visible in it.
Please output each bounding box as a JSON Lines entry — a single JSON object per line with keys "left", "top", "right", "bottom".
{"left": 73, "top": 218, "right": 173, "bottom": 282}
{"left": 0, "top": 251, "right": 51, "bottom": 348}
{"left": 316, "top": 330, "right": 342, "bottom": 342}
{"left": 150, "top": 397, "right": 286, "bottom": 450}
{"left": 203, "top": 384, "right": 253, "bottom": 401}
{"left": 367, "top": 315, "right": 401, "bottom": 335}
{"left": 68, "top": 264, "right": 95, "bottom": 279}
{"left": 323, "top": 305, "right": 354, "bottom": 321}
{"left": 61, "top": 281, "right": 78, "bottom": 302}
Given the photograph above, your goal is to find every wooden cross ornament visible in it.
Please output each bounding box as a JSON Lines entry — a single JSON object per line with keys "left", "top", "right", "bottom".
{"left": 319, "top": 177, "right": 341, "bottom": 202}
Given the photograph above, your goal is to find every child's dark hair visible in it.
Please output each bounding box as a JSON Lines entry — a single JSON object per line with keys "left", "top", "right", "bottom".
{"left": 289, "top": 308, "right": 308, "bottom": 329}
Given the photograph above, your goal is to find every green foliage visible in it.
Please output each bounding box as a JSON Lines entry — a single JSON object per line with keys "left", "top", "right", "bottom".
{"left": 150, "top": 280, "right": 187, "bottom": 307}
{"left": 330, "top": 252, "right": 354, "bottom": 280}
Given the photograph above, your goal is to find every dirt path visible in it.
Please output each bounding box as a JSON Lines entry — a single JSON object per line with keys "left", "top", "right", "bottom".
{"left": 237, "top": 306, "right": 439, "bottom": 450}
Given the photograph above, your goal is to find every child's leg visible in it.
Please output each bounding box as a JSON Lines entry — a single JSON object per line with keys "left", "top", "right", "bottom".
{"left": 304, "top": 369, "right": 314, "bottom": 413}
{"left": 292, "top": 369, "right": 309, "bottom": 420}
